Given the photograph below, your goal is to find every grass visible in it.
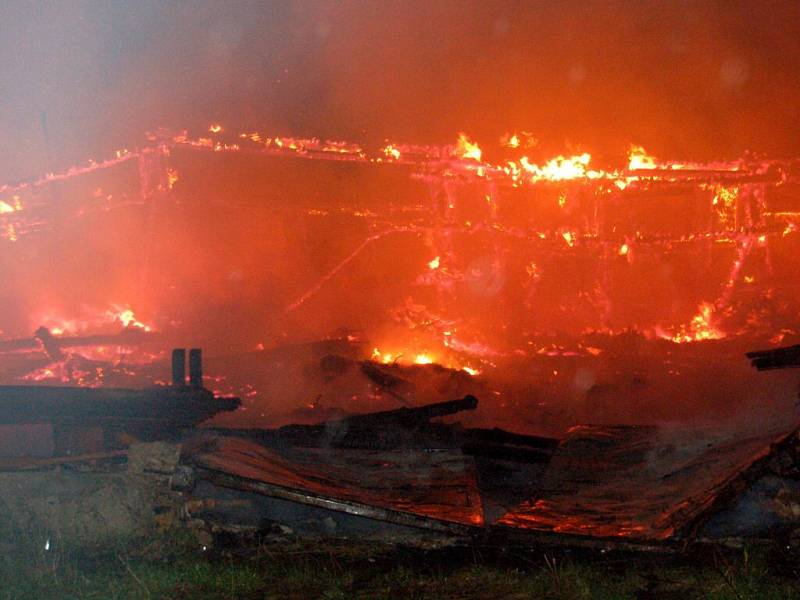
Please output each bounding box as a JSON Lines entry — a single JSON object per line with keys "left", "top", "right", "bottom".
{"left": 1, "top": 531, "right": 799, "bottom": 599}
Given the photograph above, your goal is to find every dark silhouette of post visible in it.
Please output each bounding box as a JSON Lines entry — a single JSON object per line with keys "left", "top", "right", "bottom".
{"left": 189, "top": 349, "right": 203, "bottom": 389}
{"left": 171, "top": 349, "right": 186, "bottom": 386}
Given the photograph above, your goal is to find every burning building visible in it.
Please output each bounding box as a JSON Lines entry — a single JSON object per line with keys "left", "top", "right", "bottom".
{"left": 1, "top": 0, "right": 800, "bottom": 557}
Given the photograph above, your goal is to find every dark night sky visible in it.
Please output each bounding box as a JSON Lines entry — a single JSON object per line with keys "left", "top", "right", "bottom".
{"left": 1, "top": 0, "right": 800, "bottom": 180}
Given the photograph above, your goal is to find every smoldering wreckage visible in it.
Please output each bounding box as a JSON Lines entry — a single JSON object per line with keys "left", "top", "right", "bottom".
{"left": 2, "top": 128, "right": 800, "bottom": 556}
{"left": 0, "top": 341, "right": 799, "bottom": 555}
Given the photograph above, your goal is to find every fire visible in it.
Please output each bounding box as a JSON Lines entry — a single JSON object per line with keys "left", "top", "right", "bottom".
{"left": 208, "top": 124, "right": 223, "bottom": 133}
{"left": 506, "top": 153, "right": 602, "bottom": 184}
{"left": 38, "top": 305, "right": 153, "bottom": 336}
{"left": 372, "top": 347, "right": 396, "bottom": 364}
{"left": 455, "top": 133, "right": 482, "bottom": 161}
{"left": 111, "top": 307, "right": 152, "bottom": 331}
{"left": 503, "top": 133, "right": 520, "bottom": 149}
{"left": 660, "top": 302, "right": 725, "bottom": 343}
{"left": 428, "top": 256, "right": 440, "bottom": 270}
{"left": 627, "top": 144, "right": 657, "bottom": 170}
{"left": 370, "top": 345, "right": 479, "bottom": 372}
{"left": 500, "top": 131, "right": 537, "bottom": 149}
{"left": 382, "top": 144, "right": 401, "bottom": 160}
{"left": 618, "top": 243, "right": 629, "bottom": 256}
{"left": 2, "top": 223, "right": 17, "bottom": 242}
{"left": 167, "top": 168, "right": 179, "bottom": 190}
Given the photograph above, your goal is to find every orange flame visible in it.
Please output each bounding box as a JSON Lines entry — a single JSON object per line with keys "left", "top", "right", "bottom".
{"left": 628, "top": 144, "right": 657, "bottom": 170}
{"left": 382, "top": 144, "right": 401, "bottom": 160}
{"left": 660, "top": 302, "right": 724, "bottom": 343}
{"left": 455, "top": 133, "right": 482, "bottom": 161}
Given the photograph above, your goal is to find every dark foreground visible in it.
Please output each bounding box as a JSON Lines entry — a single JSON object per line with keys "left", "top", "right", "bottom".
{"left": 2, "top": 533, "right": 800, "bottom": 600}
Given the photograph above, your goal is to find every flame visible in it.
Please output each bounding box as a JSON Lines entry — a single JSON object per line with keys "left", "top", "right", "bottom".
{"left": 428, "top": 256, "right": 440, "bottom": 270}
{"left": 507, "top": 153, "right": 601, "bottom": 184}
{"left": 628, "top": 144, "right": 657, "bottom": 170}
{"left": 455, "top": 133, "right": 482, "bottom": 161}
{"left": 167, "top": 168, "right": 179, "bottom": 190}
{"left": 38, "top": 305, "right": 153, "bottom": 336}
{"left": 504, "top": 133, "right": 520, "bottom": 148}
{"left": 413, "top": 353, "right": 434, "bottom": 365}
{"left": 111, "top": 307, "right": 152, "bottom": 331}
{"left": 660, "top": 302, "right": 724, "bottom": 343}
{"left": 382, "top": 144, "right": 401, "bottom": 160}
{"left": 618, "top": 243, "right": 629, "bottom": 256}
{"left": 372, "top": 347, "right": 395, "bottom": 364}
{"left": 500, "top": 131, "right": 537, "bottom": 149}
{"left": 462, "top": 366, "right": 480, "bottom": 376}
{"left": 2, "top": 223, "right": 17, "bottom": 242}
{"left": 208, "top": 124, "right": 223, "bottom": 134}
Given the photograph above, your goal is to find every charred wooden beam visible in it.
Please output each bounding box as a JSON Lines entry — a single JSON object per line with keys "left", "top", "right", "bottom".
{"left": 190, "top": 468, "right": 477, "bottom": 537}
{"left": 344, "top": 394, "right": 479, "bottom": 428}
{"left": 460, "top": 427, "right": 560, "bottom": 452}
{"left": 359, "top": 361, "right": 409, "bottom": 390}
{"left": 208, "top": 395, "right": 560, "bottom": 464}
{"left": 460, "top": 441, "right": 554, "bottom": 464}
{"left": 209, "top": 396, "right": 478, "bottom": 449}
{"left": 0, "top": 328, "right": 159, "bottom": 354}
{"left": 0, "top": 450, "right": 128, "bottom": 471}
{"left": 746, "top": 344, "right": 800, "bottom": 370}
{"left": 0, "top": 385, "right": 240, "bottom": 426}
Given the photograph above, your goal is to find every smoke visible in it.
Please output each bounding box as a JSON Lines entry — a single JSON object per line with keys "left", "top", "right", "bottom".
{"left": 1, "top": 1, "right": 799, "bottom": 432}
{"left": 2, "top": 1, "right": 800, "bottom": 182}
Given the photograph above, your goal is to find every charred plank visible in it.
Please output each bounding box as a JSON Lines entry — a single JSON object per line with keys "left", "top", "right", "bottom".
{"left": 746, "top": 344, "right": 800, "bottom": 370}
{"left": 0, "top": 385, "right": 240, "bottom": 426}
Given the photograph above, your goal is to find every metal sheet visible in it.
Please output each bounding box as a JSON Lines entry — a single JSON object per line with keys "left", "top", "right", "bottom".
{"left": 187, "top": 437, "right": 484, "bottom": 528}
{"left": 498, "top": 424, "right": 799, "bottom": 541}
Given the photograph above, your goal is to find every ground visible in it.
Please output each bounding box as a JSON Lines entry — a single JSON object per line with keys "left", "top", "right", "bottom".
{"left": 2, "top": 532, "right": 799, "bottom": 600}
